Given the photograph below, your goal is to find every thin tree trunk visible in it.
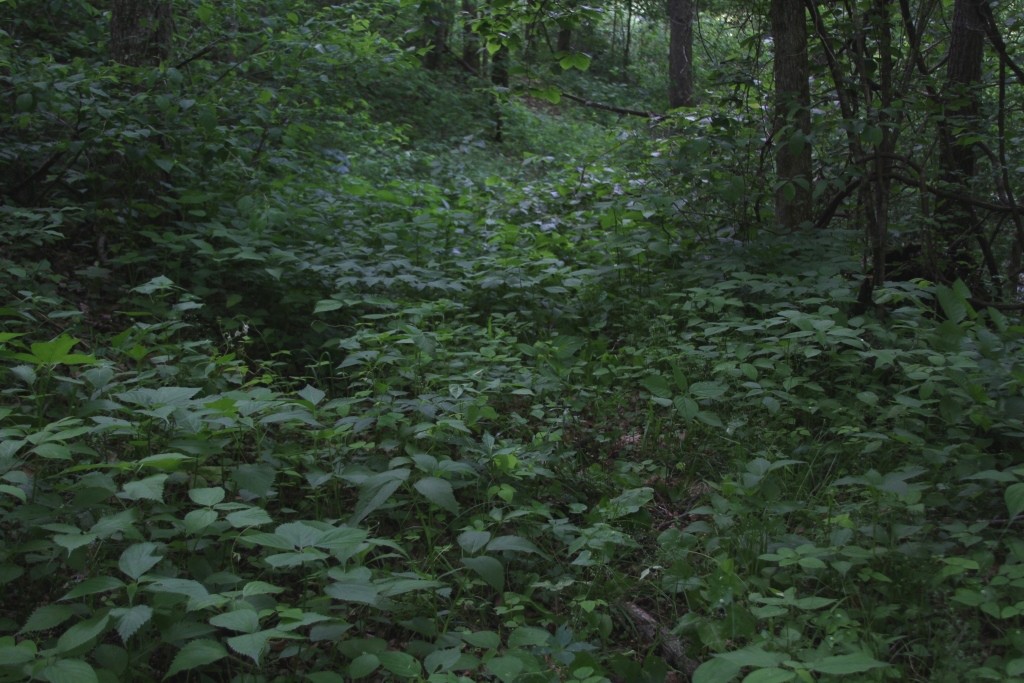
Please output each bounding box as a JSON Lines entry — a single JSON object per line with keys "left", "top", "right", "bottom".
{"left": 937, "top": 0, "right": 988, "bottom": 289}
{"left": 667, "top": 0, "right": 695, "bottom": 107}
{"left": 770, "top": 0, "right": 812, "bottom": 230}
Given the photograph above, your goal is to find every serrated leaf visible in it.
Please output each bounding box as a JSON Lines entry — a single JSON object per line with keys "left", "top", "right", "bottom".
{"left": 227, "top": 629, "right": 282, "bottom": 665}
{"left": 60, "top": 576, "right": 124, "bottom": 601}
{"left": 55, "top": 613, "right": 110, "bottom": 654}
{"left": 40, "top": 658, "right": 98, "bottom": 683}
{"left": 210, "top": 608, "right": 259, "bottom": 633}
{"left": 119, "top": 542, "right": 162, "bottom": 580}
{"left": 1006, "top": 483, "right": 1024, "bottom": 519}
{"left": 114, "top": 604, "right": 153, "bottom": 642}
{"left": 121, "top": 474, "right": 168, "bottom": 502}
{"left": 21, "top": 604, "right": 76, "bottom": 633}
{"left": 164, "top": 639, "right": 228, "bottom": 679}
{"left": 414, "top": 476, "right": 460, "bottom": 514}
{"left": 462, "top": 556, "right": 504, "bottom": 591}
{"left": 226, "top": 506, "right": 273, "bottom": 528}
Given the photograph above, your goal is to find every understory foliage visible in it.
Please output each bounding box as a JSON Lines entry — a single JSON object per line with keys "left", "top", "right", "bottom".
{"left": 2, "top": 2, "right": 1024, "bottom": 683}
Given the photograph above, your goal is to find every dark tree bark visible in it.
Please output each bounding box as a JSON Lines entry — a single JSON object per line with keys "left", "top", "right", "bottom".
{"left": 770, "top": 0, "right": 813, "bottom": 231}
{"left": 462, "top": 0, "right": 479, "bottom": 71}
{"left": 422, "top": 0, "right": 453, "bottom": 70}
{"left": 110, "top": 0, "right": 173, "bottom": 66}
{"left": 937, "top": 0, "right": 989, "bottom": 289}
{"left": 667, "top": 0, "right": 695, "bottom": 107}
{"left": 492, "top": 45, "right": 509, "bottom": 142}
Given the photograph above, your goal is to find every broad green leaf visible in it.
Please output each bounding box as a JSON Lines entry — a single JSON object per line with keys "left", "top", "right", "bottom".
{"left": 56, "top": 613, "right": 110, "bottom": 654}
{"left": 693, "top": 657, "right": 741, "bottom": 683}
{"left": 209, "top": 608, "right": 259, "bottom": 633}
{"left": 120, "top": 474, "right": 168, "bottom": 502}
{"left": 350, "top": 653, "right": 381, "bottom": 678}
{"left": 1006, "top": 483, "right": 1024, "bottom": 519}
{"left": 114, "top": 604, "right": 153, "bottom": 642}
{"left": 424, "top": 647, "right": 462, "bottom": 674}
{"left": 0, "top": 640, "right": 36, "bottom": 665}
{"left": 40, "top": 658, "right": 98, "bottom": 683}
{"left": 189, "top": 486, "right": 226, "bottom": 506}
{"left": 317, "top": 526, "right": 369, "bottom": 562}
{"left": 226, "top": 506, "right": 273, "bottom": 528}
{"left": 314, "top": 299, "right": 344, "bottom": 313}
{"left": 414, "top": 476, "right": 460, "bottom": 514}
{"left": 227, "top": 629, "right": 283, "bottom": 665}
{"left": 164, "top": 639, "right": 228, "bottom": 679}
{"left": 184, "top": 509, "right": 218, "bottom": 534}
{"left": 458, "top": 530, "right": 491, "bottom": 554}
{"left": 935, "top": 284, "right": 968, "bottom": 324}
{"left": 0, "top": 484, "right": 26, "bottom": 502}
{"left": 487, "top": 535, "right": 543, "bottom": 555}
{"left": 276, "top": 521, "right": 324, "bottom": 548}
{"left": 602, "top": 487, "right": 654, "bottom": 519}
{"left": 485, "top": 655, "right": 524, "bottom": 682}
{"left": 351, "top": 469, "right": 409, "bottom": 524}
{"left": 641, "top": 374, "right": 672, "bottom": 398}
{"left": 379, "top": 651, "right": 421, "bottom": 677}
{"left": 690, "top": 381, "right": 728, "bottom": 400}
{"left": 462, "top": 556, "right": 504, "bottom": 591}
{"left": 508, "top": 626, "right": 551, "bottom": 648}
{"left": 674, "top": 395, "right": 700, "bottom": 419}
{"left": 742, "top": 669, "right": 795, "bottom": 683}
{"left": 21, "top": 605, "right": 76, "bottom": 633}
{"left": 119, "top": 542, "right": 162, "bottom": 580}
{"left": 325, "top": 581, "right": 380, "bottom": 606}
{"left": 461, "top": 630, "right": 500, "bottom": 650}
{"left": 297, "top": 384, "right": 326, "bottom": 406}
{"left": 231, "top": 463, "right": 277, "bottom": 498}
{"left": 805, "top": 653, "right": 888, "bottom": 674}
{"left": 60, "top": 576, "right": 125, "bottom": 601}
{"left": 137, "top": 453, "right": 192, "bottom": 471}
{"left": 53, "top": 533, "right": 97, "bottom": 554}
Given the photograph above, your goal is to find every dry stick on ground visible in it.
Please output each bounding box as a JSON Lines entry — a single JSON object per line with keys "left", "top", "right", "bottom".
{"left": 619, "top": 601, "right": 700, "bottom": 677}
{"left": 560, "top": 93, "right": 664, "bottom": 121}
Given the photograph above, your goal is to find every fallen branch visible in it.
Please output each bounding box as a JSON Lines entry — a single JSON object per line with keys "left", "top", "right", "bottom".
{"left": 561, "top": 93, "right": 664, "bottom": 121}
{"left": 619, "top": 601, "right": 700, "bottom": 677}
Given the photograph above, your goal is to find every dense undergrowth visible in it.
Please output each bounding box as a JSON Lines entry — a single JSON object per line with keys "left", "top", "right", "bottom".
{"left": 3, "top": 4, "right": 1024, "bottom": 682}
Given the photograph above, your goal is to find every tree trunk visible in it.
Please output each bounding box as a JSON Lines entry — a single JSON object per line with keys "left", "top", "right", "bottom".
{"left": 423, "top": 0, "right": 452, "bottom": 70}
{"left": 667, "top": 0, "right": 694, "bottom": 107}
{"left": 770, "top": 0, "right": 813, "bottom": 231}
{"left": 936, "top": 0, "right": 989, "bottom": 289}
{"left": 110, "top": 0, "right": 173, "bottom": 66}
{"left": 461, "top": 0, "right": 479, "bottom": 73}
{"left": 492, "top": 45, "right": 509, "bottom": 142}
